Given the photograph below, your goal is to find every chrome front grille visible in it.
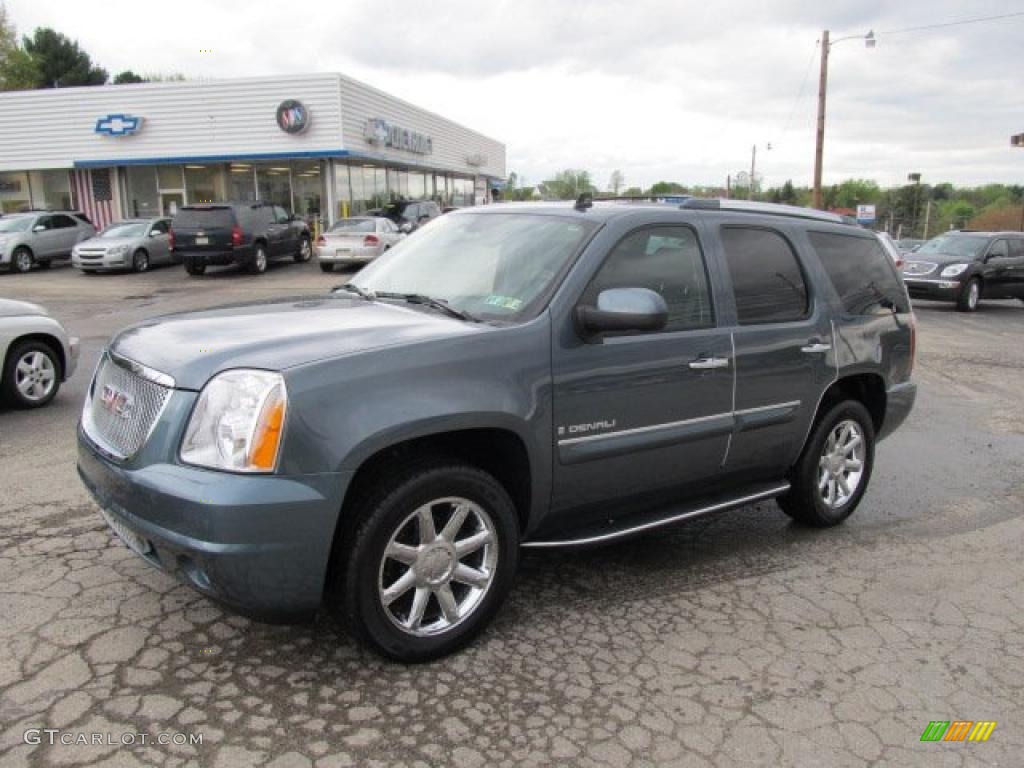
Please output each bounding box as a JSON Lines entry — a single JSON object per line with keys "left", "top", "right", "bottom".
{"left": 902, "top": 260, "right": 937, "bottom": 276}
{"left": 82, "top": 353, "right": 173, "bottom": 459}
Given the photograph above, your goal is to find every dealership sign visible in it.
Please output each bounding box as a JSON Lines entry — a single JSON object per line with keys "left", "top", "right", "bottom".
{"left": 856, "top": 204, "right": 876, "bottom": 224}
{"left": 364, "top": 118, "right": 433, "bottom": 155}
{"left": 95, "top": 114, "right": 144, "bottom": 136}
{"left": 276, "top": 100, "right": 311, "bottom": 134}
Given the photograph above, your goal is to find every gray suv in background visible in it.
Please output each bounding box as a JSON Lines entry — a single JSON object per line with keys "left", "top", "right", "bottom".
{"left": 0, "top": 211, "right": 96, "bottom": 273}
{"left": 77, "top": 198, "right": 916, "bottom": 661}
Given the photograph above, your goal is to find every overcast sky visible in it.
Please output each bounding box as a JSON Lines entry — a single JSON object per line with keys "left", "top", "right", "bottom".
{"left": 7, "top": 0, "right": 1024, "bottom": 191}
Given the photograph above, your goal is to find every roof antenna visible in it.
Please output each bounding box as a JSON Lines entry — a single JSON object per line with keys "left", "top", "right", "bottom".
{"left": 574, "top": 192, "right": 593, "bottom": 211}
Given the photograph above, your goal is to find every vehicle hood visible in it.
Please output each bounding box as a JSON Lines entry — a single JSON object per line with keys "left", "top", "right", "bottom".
{"left": 76, "top": 236, "right": 139, "bottom": 250}
{"left": 0, "top": 298, "right": 46, "bottom": 318}
{"left": 906, "top": 252, "right": 979, "bottom": 267}
{"left": 110, "top": 295, "right": 484, "bottom": 390}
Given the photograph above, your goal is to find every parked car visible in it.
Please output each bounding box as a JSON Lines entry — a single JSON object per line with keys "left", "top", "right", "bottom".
{"left": 170, "top": 202, "right": 311, "bottom": 276}
{"left": 897, "top": 238, "right": 925, "bottom": 253}
{"left": 901, "top": 230, "right": 1024, "bottom": 311}
{"left": 78, "top": 199, "right": 915, "bottom": 661}
{"left": 315, "top": 217, "right": 404, "bottom": 272}
{"left": 378, "top": 199, "right": 442, "bottom": 233}
{"left": 72, "top": 217, "right": 174, "bottom": 274}
{"left": 0, "top": 211, "right": 96, "bottom": 273}
{"left": 1, "top": 299, "right": 78, "bottom": 408}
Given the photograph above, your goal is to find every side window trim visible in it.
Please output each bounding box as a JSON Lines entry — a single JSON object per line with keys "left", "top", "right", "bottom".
{"left": 577, "top": 222, "right": 717, "bottom": 337}
{"left": 720, "top": 224, "right": 813, "bottom": 326}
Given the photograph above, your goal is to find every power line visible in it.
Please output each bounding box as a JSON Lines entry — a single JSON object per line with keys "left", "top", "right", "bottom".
{"left": 878, "top": 10, "right": 1024, "bottom": 37}
{"left": 780, "top": 40, "right": 820, "bottom": 135}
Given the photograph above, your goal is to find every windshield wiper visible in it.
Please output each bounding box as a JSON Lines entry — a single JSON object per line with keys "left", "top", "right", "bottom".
{"left": 374, "top": 292, "right": 480, "bottom": 323}
{"left": 333, "top": 283, "right": 376, "bottom": 301}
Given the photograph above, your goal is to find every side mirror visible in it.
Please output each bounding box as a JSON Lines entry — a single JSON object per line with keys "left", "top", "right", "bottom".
{"left": 32, "top": 224, "right": 45, "bottom": 233}
{"left": 149, "top": 231, "right": 160, "bottom": 237}
{"left": 576, "top": 287, "right": 668, "bottom": 338}
{"left": 399, "top": 222, "right": 414, "bottom": 234}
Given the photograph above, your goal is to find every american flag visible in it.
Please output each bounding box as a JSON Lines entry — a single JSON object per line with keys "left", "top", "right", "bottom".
{"left": 71, "top": 169, "right": 116, "bottom": 230}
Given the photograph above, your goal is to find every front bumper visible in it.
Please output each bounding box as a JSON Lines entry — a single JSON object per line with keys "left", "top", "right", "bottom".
{"left": 77, "top": 427, "right": 351, "bottom": 621}
{"left": 65, "top": 336, "right": 79, "bottom": 380}
{"left": 903, "top": 277, "right": 961, "bottom": 301}
{"left": 73, "top": 254, "right": 128, "bottom": 270}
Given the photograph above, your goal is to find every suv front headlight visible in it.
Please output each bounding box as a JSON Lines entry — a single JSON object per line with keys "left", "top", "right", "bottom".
{"left": 940, "top": 263, "right": 969, "bottom": 277}
{"left": 180, "top": 370, "right": 287, "bottom": 473}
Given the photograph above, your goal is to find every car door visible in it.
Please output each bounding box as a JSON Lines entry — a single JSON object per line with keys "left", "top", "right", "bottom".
{"left": 267, "top": 206, "right": 293, "bottom": 257}
{"left": 147, "top": 219, "right": 172, "bottom": 263}
{"left": 1008, "top": 238, "right": 1024, "bottom": 297}
{"left": 50, "top": 214, "right": 81, "bottom": 257}
{"left": 30, "top": 215, "right": 60, "bottom": 257}
{"left": 551, "top": 223, "right": 734, "bottom": 514}
{"left": 982, "top": 238, "right": 1013, "bottom": 297}
{"left": 713, "top": 223, "right": 835, "bottom": 478}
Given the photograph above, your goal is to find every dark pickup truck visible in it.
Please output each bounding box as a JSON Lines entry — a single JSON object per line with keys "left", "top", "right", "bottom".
{"left": 171, "top": 202, "right": 311, "bottom": 275}
{"left": 78, "top": 198, "right": 916, "bottom": 661}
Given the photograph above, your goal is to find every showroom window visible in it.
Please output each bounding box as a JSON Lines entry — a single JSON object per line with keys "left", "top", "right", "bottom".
{"left": 125, "top": 166, "right": 160, "bottom": 218}
{"left": 185, "top": 165, "right": 226, "bottom": 205}
{"left": 0, "top": 171, "right": 30, "bottom": 212}
{"left": 228, "top": 163, "right": 256, "bottom": 201}
{"left": 292, "top": 162, "right": 322, "bottom": 220}
{"left": 433, "top": 174, "right": 449, "bottom": 205}
{"left": 256, "top": 165, "right": 292, "bottom": 210}
{"left": 31, "top": 170, "right": 73, "bottom": 211}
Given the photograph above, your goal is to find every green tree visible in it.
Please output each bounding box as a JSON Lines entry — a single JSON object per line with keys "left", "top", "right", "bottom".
{"left": 538, "top": 169, "right": 595, "bottom": 200}
{"left": 503, "top": 171, "right": 536, "bottom": 202}
{"left": 23, "top": 27, "right": 106, "bottom": 87}
{"left": 649, "top": 181, "right": 687, "bottom": 196}
{"left": 113, "top": 69, "right": 145, "bottom": 84}
{"left": 608, "top": 169, "right": 625, "bottom": 196}
{"left": 0, "top": 2, "right": 38, "bottom": 90}
{"left": 622, "top": 186, "right": 643, "bottom": 197}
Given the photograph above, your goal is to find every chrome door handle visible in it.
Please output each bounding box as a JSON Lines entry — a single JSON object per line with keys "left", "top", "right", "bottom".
{"left": 800, "top": 343, "right": 832, "bottom": 353}
{"left": 689, "top": 357, "right": 730, "bottom": 370}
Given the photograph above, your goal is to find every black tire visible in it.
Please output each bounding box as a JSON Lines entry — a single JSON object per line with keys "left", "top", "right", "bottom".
{"left": 778, "top": 400, "right": 875, "bottom": 527}
{"left": 249, "top": 243, "right": 268, "bottom": 274}
{"left": 11, "top": 246, "right": 33, "bottom": 273}
{"left": 319, "top": 262, "right": 334, "bottom": 273}
{"left": 185, "top": 259, "right": 206, "bottom": 276}
{"left": 956, "top": 278, "right": 981, "bottom": 312}
{"left": 37, "top": 260, "right": 52, "bottom": 270}
{"left": 340, "top": 462, "right": 519, "bottom": 662}
{"left": 294, "top": 236, "right": 312, "bottom": 263}
{"left": 2, "top": 340, "right": 61, "bottom": 409}
{"left": 132, "top": 249, "right": 149, "bottom": 273}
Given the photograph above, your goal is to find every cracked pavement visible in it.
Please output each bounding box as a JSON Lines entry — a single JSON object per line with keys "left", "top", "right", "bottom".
{"left": 1, "top": 262, "right": 1022, "bottom": 767}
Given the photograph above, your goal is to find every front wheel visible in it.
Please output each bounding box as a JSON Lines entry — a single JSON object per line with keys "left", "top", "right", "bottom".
{"left": 294, "top": 236, "right": 312, "bottom": 263}
{"left": 319, "top": 262, "right": 334, "bottom": 273}
{"left": 778, "top": 400, "right": 875, "bottom": 527}
{"left": 340, "top": 463, "right": 519, "bottom": 662}
{"left": 957, "top": 278, "right": 981, "bottom": 312}
{"left": 249, "top": 244, "right": 268, "bottom": 274}
{"left": 132, "top": 249, "right": 149, "bottom": 273}
{"left": 2, "top": 340, "right": 61, "bottom": 408}
{"left": 11, "top": 247, "right": 32, "bottom": 273}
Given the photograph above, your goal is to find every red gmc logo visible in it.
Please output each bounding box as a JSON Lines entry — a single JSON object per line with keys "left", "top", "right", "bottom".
{"left": 99, "top": 384, "right": 133, "bottom": 419}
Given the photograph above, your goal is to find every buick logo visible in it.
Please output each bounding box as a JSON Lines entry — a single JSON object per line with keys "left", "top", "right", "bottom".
{"left": 99, "top": 385, "right": 134, "bottom": 419}
{"left": 276, "top": 100, "right": 311, "bottom": 134}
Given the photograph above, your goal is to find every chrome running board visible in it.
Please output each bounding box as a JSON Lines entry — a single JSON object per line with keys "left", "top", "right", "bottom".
{"left": 521, "top": 482, "right": 790, "bottom": 549}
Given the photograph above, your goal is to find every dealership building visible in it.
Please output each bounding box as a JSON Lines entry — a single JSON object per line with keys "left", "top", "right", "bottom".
{"left": 0, "top": 73, "right": 506, "bottom": 229}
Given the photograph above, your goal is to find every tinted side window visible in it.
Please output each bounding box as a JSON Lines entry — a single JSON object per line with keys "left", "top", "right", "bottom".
{"left": 1010, "top": 239, "right": 1024, "bottom": 258}
{"left": 52, "top": 214, "right": 77, "bottom": 228}
{"left": 987, "top": 239, "right": 1009, "bottom": 259}
{"left": 36, "top": 216, "right": 54, "bottom": 230}
{"left": 807, "top": 231, "right": 910, "bottom": 315}
{"left": 150, "top": 219, "right": 169, "bottom": 234}
{"left": 720, "top": 227, "right": 809, "bottom": 324}
{"left": 582, "top": 226, "right": 714, "bottom": 333}
{"left": 273, "top": 206, "right": 289, "bottom": 223}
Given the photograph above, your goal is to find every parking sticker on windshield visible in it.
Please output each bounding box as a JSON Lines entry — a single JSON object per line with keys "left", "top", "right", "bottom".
{"left": 484, "top": 295, "right": 524, "bottom": 311}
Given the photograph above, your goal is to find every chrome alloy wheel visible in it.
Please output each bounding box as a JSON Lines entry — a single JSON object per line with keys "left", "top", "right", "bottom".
{"left": 967, "top": 280, "right": 980, "bottom": 310}
{"left": 378, "top": 497, "right": 498, "bottom": 637}
{"left": 817, "top": 419, "right": 865, "bottom": 509}
{"left": 299, "top": 238, "right": 311, "bottom": 261}
{"left": 15, "top": 350, "right": 56, "bottom": 402}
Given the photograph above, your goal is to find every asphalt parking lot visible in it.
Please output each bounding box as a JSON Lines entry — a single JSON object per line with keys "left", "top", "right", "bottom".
{"left": 1, "top": 261, "right": 1023, "bottom": 767}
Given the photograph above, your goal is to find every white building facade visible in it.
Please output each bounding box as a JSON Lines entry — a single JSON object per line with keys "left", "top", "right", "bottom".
{"left": 0, "top": 73, "right": 506, "bottom": 229}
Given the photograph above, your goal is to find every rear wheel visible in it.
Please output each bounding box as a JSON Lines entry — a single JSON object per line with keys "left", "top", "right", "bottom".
{"left": 957, "top": 278, "right": 981, "bottom": 312}
{"left": 185, "top": 259, "right": 206, "bottom": 276}
{"left": 132, "top": 249, "right": 149, "bottom": 273}
{"left": 37, "top": 260, "right": 51, "bottom": 270}
{"left": 2, "top": 340, "right": 61, "bottom": 408}
{"left": 295, "top": 236, "right": 312, "bottom": 263}
{"left": 340, "top": 463, "right": 519, "bottom": 662}
{"left": 319, "top": 262, "right": 334, "bottom": 273}
{"left": 249, "top": 244, "right": 268, "bottom": 274}
{"left": 778, "top": 400, "right": 875, "bottom": 527}
{"left": 11, "top": 247, "right": 32, "bottom": 273}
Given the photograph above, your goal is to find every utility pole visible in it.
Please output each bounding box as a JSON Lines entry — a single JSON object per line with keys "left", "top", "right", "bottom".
{"left": 726, "top": 174, "right": 731, "bottom": 199}
{"left": 812, "top": 30, "right": 829, "bottom": 210}
{"left": 922, "top": 199, "right": 932, "bottom": 239}
{"left": 750, "top": 145, "right": 757, "bottom": 201}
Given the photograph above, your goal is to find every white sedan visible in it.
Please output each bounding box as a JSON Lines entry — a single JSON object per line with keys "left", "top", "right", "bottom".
{"left": 0, "top": 299, "right": 79, "bottom": 408}
{"left": 316, "top": 217, "right": 404, "bottom": 272}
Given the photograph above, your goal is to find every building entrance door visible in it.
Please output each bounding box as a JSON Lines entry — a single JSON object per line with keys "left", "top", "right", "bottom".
{"left": 160, "top": 192, "right": 184, "bottom": 216}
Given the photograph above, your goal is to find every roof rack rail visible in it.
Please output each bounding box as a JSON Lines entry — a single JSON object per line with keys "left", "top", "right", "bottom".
{"left": 587, "top": 194, "right": 694, "bottom": 204}
{"left": 679, "top": 198, "right": 857, "bottom": 225}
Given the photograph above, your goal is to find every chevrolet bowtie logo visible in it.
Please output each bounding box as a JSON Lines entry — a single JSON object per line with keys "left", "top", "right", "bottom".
{"left": 95, "top": 114, "right": 144, "bottom": 136}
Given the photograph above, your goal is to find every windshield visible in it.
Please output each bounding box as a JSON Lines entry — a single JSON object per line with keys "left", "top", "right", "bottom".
{"left": 916, "top": 234, "right": 988, "bottom": 260}
{"left": 347, "top": 212, "right": 596, "bottom": 321}
{"left": 99, "top": 222, "right": 149, "bottom": 239}
{"left": 0, "top": 216, "right": 33, "bottom": 233}
{"left": 330, "top": 219, "right": 375, "bottom": 233}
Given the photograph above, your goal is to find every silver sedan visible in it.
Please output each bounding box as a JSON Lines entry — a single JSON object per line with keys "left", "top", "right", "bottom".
{"left": 316, "top": 217, "right": 404, "bottom": 272}
{"left": 72, "top": 218, "right": 174, "bottom": 273}
{"left": 0, "top": 299, "right": 78, "bottom": 408}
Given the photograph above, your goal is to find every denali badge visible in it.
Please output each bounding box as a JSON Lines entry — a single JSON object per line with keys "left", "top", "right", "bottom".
{"left": 99, "top": 384, "right": 134, "bottom": 419}
{"left": 557, "top": 420, "right": 617, "bottom": 437}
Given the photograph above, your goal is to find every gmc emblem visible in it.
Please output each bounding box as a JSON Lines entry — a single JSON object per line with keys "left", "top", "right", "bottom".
{"left": 99, "top": 384, "right": 133, "bottom": 419}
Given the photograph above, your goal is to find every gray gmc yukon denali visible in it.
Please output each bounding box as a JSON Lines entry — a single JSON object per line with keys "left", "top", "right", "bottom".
{"left": 78, "top": 199, "right": 916, "bottom": 661}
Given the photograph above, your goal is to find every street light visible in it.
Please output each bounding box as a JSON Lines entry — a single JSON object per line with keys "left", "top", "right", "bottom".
{"left": 749, "top": 142, "right": 771, "bottom": 201}
{"left": 812, "top": 29, "right": 875, "bottom": 209}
